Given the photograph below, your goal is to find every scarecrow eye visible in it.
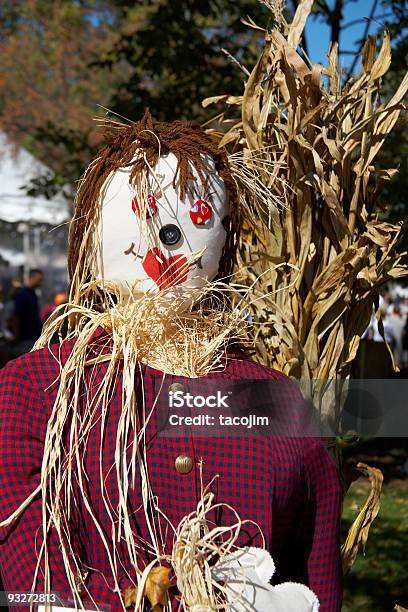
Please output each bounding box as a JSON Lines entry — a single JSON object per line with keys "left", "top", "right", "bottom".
{"left": 159, "top": 224, "right": 182, "bottom": 246}
{"left": 189, "top": 199, "right": 213, "bottom": 226}
{"left": 132, "top": 194, "right": 158, "bottom": 219}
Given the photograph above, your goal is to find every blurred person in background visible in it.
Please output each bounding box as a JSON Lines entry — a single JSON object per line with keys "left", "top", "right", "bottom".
{"left": 402, "top": 296, "right": 408, "bottom": 318}
{"left": 0, "top": 275, "right": 23, "bottom": 366}
{"left": 388, "top": 304, "right": 406, "bottom": 367}
{"left": 41, "top": 291, "right": 67, "bottom": 324}
{"left": 11, "top": 268, "right": 43, "bottom": 354}
{"left": 356, "top": 297, "right": 397, "bottom": 378}
{"left": 363, "top": 298, "right": 395, "bottom": 346}
{"left": 0, "top": 284, "right": 7, "bottom": 368}
{"left": 382, "top": 290, "right": 393, "bottom": 315}
{"left": 0, "top": 284, "right": 5, "bottom": 335}
{"left": 1, "top": 275, "right": 23, "bottom": 343}
{"left": 403, "top": 316, "right": 408, "bottom": 367}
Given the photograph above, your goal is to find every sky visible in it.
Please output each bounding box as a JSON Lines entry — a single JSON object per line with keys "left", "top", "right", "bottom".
{"left": 304, "top": 0, "right": 389, "bottom": 72}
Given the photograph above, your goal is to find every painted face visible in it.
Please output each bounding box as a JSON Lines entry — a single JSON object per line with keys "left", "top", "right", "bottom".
{"left": 98, "top": 153, "right": 228, "bottom": 296}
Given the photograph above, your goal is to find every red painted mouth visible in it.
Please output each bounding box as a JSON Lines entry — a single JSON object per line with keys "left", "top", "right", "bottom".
{"left": 142, "top": 247, "right": 189, "bottom": 290}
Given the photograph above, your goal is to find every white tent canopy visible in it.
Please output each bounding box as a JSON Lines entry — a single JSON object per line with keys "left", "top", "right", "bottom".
{"left": 0, "top": 132, "right": 70, "bottom": 225}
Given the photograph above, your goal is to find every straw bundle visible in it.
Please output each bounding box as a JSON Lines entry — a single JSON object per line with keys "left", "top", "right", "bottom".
{"left": 203, "top": 0, "right": 408, "bottom": 433}
{"left": 171, "top": 475, "right": 262, "bottom": 611}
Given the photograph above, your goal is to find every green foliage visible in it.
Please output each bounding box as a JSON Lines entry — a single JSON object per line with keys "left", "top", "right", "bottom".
{"left": 98, "top": 0, "right": 271, "bottom": 122}
{"left": 0, "top": 0, "right": 272, "bottom": 197}
{"left": 0, "top": 0, "right": 406, "bottom": 220}
{"left": 0, "top": 1, "right": 121, "bottom": 198}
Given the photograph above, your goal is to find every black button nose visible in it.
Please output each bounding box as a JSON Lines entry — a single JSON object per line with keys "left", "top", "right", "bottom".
{"left": 159, "top": 224, "right": 182, "bottom": 246}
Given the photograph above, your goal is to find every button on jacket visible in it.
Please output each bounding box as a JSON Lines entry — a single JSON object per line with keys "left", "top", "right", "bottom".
{"left": 0, "top": 335, "right": 343, "bottom": 611}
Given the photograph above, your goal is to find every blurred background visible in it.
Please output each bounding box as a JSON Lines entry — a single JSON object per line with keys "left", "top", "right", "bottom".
{"left": 0, "top": 0, "right": 407, "bottom": 321}
{"left": 0, "top": 1, "right": 407, "bottom": 609}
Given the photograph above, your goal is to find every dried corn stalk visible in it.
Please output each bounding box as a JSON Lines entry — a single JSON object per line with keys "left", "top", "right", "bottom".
{"left": 341, "top": 462, "right": 383, "bottom": 575}
{"left": 204, "top": 0, "right": 408, "bottom": 433}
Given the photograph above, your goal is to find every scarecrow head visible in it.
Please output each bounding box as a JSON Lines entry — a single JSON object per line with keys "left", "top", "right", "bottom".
{"left": 68, "top": 110, "right": 239, "bottom": 304}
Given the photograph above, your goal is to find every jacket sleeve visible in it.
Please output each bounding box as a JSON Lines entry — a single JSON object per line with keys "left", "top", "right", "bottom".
{"left": 0, "top": 356, "right": 131, "bottom": 612}
{"left": 299, "top": 438, "right": 343, "bottom": 612}
{"left": 0, "top": 356, "right": 76, "bottom": 608}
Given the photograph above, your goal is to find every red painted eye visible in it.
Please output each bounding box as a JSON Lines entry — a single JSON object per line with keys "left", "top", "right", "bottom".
{"left": 132, "top": 194, "right": 158, "bottom": 219}
{"left": 189, "top": 199, "right": 213, "bottom": 225}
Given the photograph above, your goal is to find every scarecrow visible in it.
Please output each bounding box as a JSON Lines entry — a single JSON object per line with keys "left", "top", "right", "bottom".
{"left": 0, "top": 111, "right": 342, "bottom": 611}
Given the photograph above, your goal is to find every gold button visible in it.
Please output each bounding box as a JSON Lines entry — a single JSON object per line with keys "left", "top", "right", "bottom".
{"left": 175, "top": 455, "right": 193, "bottom": 474}
{"left": 169, "top": 382, "right": 184, "bottom": 394}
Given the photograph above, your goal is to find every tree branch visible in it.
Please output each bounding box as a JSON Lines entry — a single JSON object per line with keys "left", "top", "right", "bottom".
{"left": 330, "top": 0, "right": 344, "bottom": 45}
{"left": 314, "top": 0, "right": 332, "bottom": 18}
{"left": 342, "top": 12, "right": 394, "bottom": 31}
{"left": 348, "top": 0, "right": 379, "bottom": 75}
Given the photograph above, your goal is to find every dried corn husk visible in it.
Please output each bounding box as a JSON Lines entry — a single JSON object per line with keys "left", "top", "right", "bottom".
{"left": 341, "top": 462, "right": 383, "bottom": 574}
{"left": 204, "top": 0, "right": 408, "bottom": 433}
{"left": 203, "top": 0, "right": 407, "bottom": 574}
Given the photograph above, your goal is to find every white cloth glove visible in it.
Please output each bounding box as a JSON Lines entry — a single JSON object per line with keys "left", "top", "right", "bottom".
{"left": 211, "top": 547, "right": 319, "bottom": 611}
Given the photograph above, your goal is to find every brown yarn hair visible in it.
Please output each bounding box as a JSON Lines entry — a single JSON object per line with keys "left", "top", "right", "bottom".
{"left": 68, "top": 109, "right": 240, "bottom": 283}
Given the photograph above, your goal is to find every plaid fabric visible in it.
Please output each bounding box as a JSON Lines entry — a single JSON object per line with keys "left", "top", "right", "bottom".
{"left": 0, "top": 333, "right": 343, "bottom": 611}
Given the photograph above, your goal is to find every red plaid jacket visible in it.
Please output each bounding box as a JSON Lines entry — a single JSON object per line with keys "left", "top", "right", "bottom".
{"left": 0, "top": 332, "right": 343, "bottom": 611}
